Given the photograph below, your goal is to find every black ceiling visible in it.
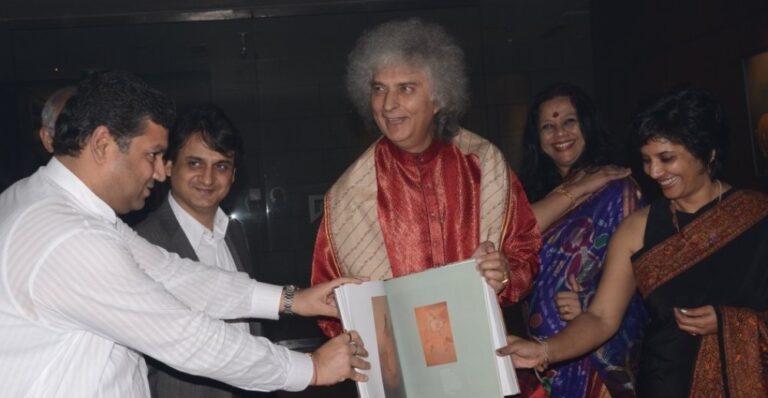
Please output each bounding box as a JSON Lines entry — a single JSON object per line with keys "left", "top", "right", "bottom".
{"left": 0, "top": 0, "right": 477, "bottom": 25}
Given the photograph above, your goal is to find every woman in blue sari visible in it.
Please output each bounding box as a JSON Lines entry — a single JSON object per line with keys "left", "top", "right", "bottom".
{"left": 520, "top": 83, "right": 647, "bottom": 398}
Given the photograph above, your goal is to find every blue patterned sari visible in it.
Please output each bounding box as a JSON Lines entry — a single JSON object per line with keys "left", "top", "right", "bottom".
{"left": 528, "top": 178, "right": 647, "bottom": 398}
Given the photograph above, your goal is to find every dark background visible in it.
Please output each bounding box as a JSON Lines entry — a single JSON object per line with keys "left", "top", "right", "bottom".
{"left": 0, "top": 0, "right": 766, "bottom": 396}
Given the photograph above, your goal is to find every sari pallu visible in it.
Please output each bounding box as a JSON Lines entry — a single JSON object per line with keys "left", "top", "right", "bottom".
{"left": 528, "top": 178, "right": 647, "bottom": 398}
{"left": 633, "top": 190, "right": 768, "bottom": 398}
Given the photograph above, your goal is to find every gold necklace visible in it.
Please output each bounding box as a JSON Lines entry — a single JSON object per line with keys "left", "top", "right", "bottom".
{"left": 670, "top": 180, "right": 722, "bottom": 234}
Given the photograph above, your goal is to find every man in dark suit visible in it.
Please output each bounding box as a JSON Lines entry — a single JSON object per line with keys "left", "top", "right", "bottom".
{"left": 135, "top": 105, "right": 264, "bottom": 398}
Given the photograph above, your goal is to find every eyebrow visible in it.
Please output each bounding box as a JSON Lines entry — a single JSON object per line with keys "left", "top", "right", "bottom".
{"left": 540, "top": 112, "right": 577, "bottom": 121}
{"left": 184, "top": 155, "right": 234, "bottom": 163}
{"left": 370, "top": 80, "right": 420, "bottom": 86}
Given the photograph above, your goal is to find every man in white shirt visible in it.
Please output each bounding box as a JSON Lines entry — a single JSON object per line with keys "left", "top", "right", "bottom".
{"left": 135, "top": 105, "right": 268, "bottom": 398}
{"left": 0, "top": 71, "right": 369, "bottom": 398}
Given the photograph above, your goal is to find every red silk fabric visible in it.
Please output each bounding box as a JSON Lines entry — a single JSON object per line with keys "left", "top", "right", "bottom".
{"left": 312, "top": 138, "right": 540, "bottom": 337}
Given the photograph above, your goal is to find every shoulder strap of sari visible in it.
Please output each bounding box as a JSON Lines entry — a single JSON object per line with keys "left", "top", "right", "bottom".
{"left": 690, "top": 307, "right": 768, "bottom": 398}
{"left": 323, "top": 129, "right": 509, "bottom": 279}
{"left": 634, "top": 190, "right": 768, "bottom": 298}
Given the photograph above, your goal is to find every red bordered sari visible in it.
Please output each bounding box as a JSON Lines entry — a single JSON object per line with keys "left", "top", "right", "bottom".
{"left": 632, "top": 189, "right": 768, "bottom": 398}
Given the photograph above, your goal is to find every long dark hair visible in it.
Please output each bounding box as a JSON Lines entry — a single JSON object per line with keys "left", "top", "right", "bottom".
{"left": 520, "top": 82, "right": 611, "bottom": 201}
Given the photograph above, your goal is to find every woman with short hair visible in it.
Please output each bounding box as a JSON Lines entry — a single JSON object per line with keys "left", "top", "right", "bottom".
{"left": 502, "top": 87, "right": 768, "bottom": 398}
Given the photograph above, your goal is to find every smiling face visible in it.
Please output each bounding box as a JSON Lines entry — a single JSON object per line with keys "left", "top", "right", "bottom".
{"left": 167, "top": 132, "right": 236, "bottom": 227}
{"left": 640, "top": 137, "right": 711, "bottom": 201}
{"left": 538, "top": 96, "right": 586, "bottom": 176}
{"left": 370, "top": 64, "right": 438, "bottom": 153}
{"left": 108, "top": 120, "right": 168, "bottom": 214}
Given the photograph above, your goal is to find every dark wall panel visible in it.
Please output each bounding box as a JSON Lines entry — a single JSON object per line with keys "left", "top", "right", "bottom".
{"left": 592, "top": 0, "right": 768, "bottom": 191}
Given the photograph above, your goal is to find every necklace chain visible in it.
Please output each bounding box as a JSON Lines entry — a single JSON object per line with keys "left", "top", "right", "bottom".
{"left": 670, "top": 180, "right": 723, "bottom": 234}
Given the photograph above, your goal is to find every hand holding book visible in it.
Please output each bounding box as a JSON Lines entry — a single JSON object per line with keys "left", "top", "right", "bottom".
{"left": 289, "top": 276, "right": 368, "bottom": 318}
{"left": 335, "top": 259, "right": 519, "bottom": 397}
{"left": 472, "top": 241, "right": 511, "bottom": 294}
{"left": 311, "top": 330, "right": 371, "bottom": 385}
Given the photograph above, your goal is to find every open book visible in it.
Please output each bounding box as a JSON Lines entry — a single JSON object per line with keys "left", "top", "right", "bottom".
{"left": 334, "top": 259, "right": 519, "bottom": 398}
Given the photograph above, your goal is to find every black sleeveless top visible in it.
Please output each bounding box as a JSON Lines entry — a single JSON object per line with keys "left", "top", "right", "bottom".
{"left": 630, "top": 190, "right": 735, "bottom": 398}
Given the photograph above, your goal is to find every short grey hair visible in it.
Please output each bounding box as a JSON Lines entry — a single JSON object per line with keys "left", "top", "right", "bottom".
{"left": 346, "top": 18, "right": 468, "bottom": 140}
{"left": 41, "top": 86, "right": 77, "bottom": 135}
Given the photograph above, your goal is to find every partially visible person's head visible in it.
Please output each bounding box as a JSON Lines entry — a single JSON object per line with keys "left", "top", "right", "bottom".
{"left": 346, "top": 18, "right": 468, "bottom": 152}
{"left": 54, "top": 70, "right": 175, "bottom": 156}
{"left": 521, "top": 82, "right": 609, "bottom": 201}
{"left": 39, "top": 86, "right": 76, "bottom": 153}
{"left": 165, "top": 105, "right": 242, "bottom": 225}
{"left": 55, "top": 71, "right": 176, "bottom": 214}
{"left": 632, "top": 87, "right": 728, "bottom": 179}
{"left": 757, "top": 113, "right": 768, "bottom": 158}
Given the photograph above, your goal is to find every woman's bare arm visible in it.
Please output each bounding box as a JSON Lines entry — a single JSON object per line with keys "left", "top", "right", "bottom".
{"left": 499, "top": 208, "right": 647, "bottom": 367}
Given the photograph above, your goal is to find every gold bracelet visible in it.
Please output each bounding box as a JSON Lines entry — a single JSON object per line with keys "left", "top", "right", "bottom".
{"left": 532, "top": 336, "right": 550, "bottom": 371}
{"left": 553, "top": 186, "right": 577, "bottom": 210}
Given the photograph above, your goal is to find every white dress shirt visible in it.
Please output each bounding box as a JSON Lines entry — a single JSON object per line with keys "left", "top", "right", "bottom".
{"left": 167, "top": 194, "right": 248, "bottom": 333}
{"left": 0, "top": 158, "right": 311, "bottom": 397}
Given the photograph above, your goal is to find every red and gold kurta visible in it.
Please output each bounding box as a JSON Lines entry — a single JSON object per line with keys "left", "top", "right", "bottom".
{"left": 311, "top": 129, "right": 540, "bottom": 336}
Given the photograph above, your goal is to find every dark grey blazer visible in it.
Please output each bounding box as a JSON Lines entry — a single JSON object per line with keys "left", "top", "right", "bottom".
{"left": 135, "top": 197, "right": 265, "bottom": 398}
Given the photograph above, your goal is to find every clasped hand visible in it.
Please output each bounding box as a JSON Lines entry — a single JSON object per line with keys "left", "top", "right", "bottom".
{"left": 674, "top": 305, "right": 717, "bottom": 336}
{"left": 311, "top": 331, "right": 371, "bottom": 385}
{"left": 472, "top": 241, "right": 510, "bottom": 294}
{"left": 556, "top": 274, "right": 583, "bottom": 321}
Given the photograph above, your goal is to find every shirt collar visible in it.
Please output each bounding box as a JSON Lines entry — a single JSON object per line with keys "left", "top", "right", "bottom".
{"left": 168, "top": 193, "right": 229, "bottom": 247}
{"left": 42, "top": 157, "right": 117, "bottom": 225}
{"left": 382, "top": 136, "right": 445, "bottom": 166}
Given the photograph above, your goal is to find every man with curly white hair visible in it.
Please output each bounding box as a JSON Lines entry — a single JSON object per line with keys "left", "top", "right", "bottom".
{"left": 311, "top": 18, "right": 541, "bottom": 337}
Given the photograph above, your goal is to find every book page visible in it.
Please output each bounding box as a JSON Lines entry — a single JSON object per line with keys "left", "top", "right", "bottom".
{"left": 483, "top": 282, "right": 520, "bottom": 396}
{"left": 335, "top": 281, "right": 405, "bottom": 398}
{"left": 383, "top": 259, "right": 507, "bottom": 398}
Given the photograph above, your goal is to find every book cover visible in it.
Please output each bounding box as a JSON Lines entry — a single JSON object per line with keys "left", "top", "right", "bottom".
{"left": 335, "top": 259, "right": 519, "bottom": 398}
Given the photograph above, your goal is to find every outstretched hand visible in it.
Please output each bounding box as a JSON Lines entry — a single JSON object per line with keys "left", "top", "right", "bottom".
{"left": 312, "top": 330, "right": 371, "bottom": 385}
{"left": 292, "top": 277, "right": 368, "bottom": 318}
{"left": 473, "top": 241, "right": 510, "bottom": 294}
{"left": 566, "top": 165, "right": 631, "bottom": 198}
{"left": 674, "top": 305, "right": 717, "bottom": 336}
{"left": 496, "top": 335, "right": 547, "bottom": 369}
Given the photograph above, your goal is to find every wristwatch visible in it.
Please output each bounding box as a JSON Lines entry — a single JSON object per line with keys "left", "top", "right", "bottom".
{"left": 281, "top": 285, "right": 298, "bottom": 315}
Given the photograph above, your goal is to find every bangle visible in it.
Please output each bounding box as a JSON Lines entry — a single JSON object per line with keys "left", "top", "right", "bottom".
{"left": 308, "top": 353, "right": 318, "bottom": 385}
{"left": 553, "top": 186, "right": 577, "bottom": 210}
{"left": 281, "top": 285, "right": 298, "bottom": 315}
{"left": 533, "top": 336, "right": 550, "bottom": 371}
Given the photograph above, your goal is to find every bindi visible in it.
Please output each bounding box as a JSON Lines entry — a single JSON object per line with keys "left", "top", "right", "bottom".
{"left": 552, "top": 112, "right": 559, "bottom": 118}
